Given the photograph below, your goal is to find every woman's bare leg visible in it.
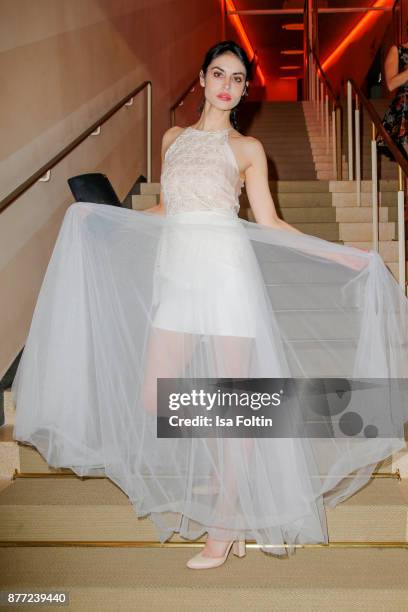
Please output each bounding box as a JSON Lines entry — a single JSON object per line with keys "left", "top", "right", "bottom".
{"left": 141, "top": 326, "right": 200, "bottom": 414}
{"left": 201, "top": 334, "right": 255, "bottom": 557}
{"left": 142, "top": 328, "right": 255, "bottom": 557}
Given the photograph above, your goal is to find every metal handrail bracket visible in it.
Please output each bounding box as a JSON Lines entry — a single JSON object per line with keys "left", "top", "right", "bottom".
{"left": 1, "top": 80, "right": 152, "bottom": 214}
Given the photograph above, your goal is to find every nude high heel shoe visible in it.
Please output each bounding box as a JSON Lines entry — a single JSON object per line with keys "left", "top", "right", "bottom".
{"left": 186, "top": 539, "right": 246, "bottom": 569}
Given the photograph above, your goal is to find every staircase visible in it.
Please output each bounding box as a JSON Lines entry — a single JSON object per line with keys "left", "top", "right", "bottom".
{"left": 356, "top": 98, "right": 400, "bottom": 181}
{"left": 0, "top": 390, "right": 407, "bottom": 609}
{"left": 133, "top": 179, "right": 406, "bottom": 282}
{"left": 302, "top": 97, "right": 406, "bottom": 282}
{"left": 1, "top": 102, "right": 407, "bottom": 609}
{"left": 302, "top": 99, "right": 400, "bottom": 182}
{"left": 240, "top": 101, "right": 317, "bottom": 180}
{"left": 330, "top": 179, "right": 408, "bottom": 280}
{"left": 8, "top": 442, "right": 407, "bottom": 545}
{"left": 302, "top": 100, "right": 348, "bottom": 180}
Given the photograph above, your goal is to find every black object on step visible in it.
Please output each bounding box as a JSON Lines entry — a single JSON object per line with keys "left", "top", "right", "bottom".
{"left": 68, "top": 173, "right": 122, "bottom": 206}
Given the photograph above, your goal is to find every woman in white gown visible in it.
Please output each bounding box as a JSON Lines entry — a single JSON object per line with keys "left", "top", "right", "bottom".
{"left": 12, "top": 41, "right": 408, "bottom": 570}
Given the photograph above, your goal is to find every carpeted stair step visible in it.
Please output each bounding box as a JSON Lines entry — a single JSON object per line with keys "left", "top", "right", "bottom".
{"left": 0, "top": 476, "right": 406, "bottom": 544}
{"left": 0, "top": 546, "right": 407, "bottom": 611}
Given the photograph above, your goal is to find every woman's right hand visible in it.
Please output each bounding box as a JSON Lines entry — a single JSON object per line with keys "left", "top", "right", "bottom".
{"left": 143, "top": 203, "right": 165, "bottom": 215}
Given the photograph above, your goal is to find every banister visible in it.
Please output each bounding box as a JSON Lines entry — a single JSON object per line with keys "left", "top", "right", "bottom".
{"left": 308, "top": 44, "right": 339, "bottom": 106}
{"left": 348, "top": 77, "right": 406, "bottom": 293}
{"left": 304, "top": 0, "right": 406, "bottom": 291}
{"left": 304, "top": 26, "right": 342, "bottom": 178}
{"left": 0, "top": 80, "right": 152, "bottom": 215}
{"left": 348, "top": 78, "right": 408, "bottom": 176}
{"left": 170, "top": 76, "right": 200, "bottom": 126}
{"left": 308, "top": 45, "right": 408, "bottom": 177}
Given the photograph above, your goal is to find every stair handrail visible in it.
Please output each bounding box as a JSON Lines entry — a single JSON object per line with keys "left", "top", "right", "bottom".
{"left": 170, "top": 76, "right": 200, "bottom": 126}
{"left": 348, "top": 78, "right": 408, "bottom": 178}
{"left": 308, "top": 44, "right": 339, "bottom": 106}
{"left": 2, "top": 52, "right": 262, "bottom": 215}
{"left": 0, "top": 80, "right": 152, "bottom": 215}
{"left": 347, "top": 77, "right": 407, "bottom": 294}
{"left": 304, "top": 1, "right": 406, "bottom": 293}
{"left": 305, "top": 40, "right": 342, "bottom": 179}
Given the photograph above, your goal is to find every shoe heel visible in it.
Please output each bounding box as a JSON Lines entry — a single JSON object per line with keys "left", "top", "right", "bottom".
{"left": 232, "top": 539, "right": 246, "bottom": 558}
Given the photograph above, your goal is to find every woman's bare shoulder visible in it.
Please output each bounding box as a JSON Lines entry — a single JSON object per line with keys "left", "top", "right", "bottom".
{"left": 228, "top": 132, "right": 266, "bottom": 178}
{"left": 162, "top": 126, "right": 187, "bottom": 157}
{"left": 231, "top": 130, "right": 263, "bottom": 144}
{"left": 386, "top": 44, "right": 399, "bottom": 58}
{"left": 163, "top": 125, "right": 186, "bottom": 144}
{"left": 165, "top": 125, "right": 185, "bottom": 135}
{"left": 230, "top": 131, "right": 265, "bottom": 157}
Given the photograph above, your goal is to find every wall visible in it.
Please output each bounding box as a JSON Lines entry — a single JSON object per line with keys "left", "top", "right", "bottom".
{"left": 0, "top": 0, "right": 223, "bottom": 378}
{"left": 322, "top": 5, "right": 394, "bottom": 96}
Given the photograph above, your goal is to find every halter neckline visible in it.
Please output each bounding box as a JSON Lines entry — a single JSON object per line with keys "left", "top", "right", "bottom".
{"left": 188, "top": 126, "right": 233, "bottom": 134}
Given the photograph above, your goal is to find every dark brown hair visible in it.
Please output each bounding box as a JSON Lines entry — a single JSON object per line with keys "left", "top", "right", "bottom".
{"left": 197, "top": 40, "right": 254, "bottom": 130}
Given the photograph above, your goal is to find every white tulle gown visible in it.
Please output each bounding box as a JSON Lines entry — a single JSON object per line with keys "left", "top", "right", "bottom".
{"left": 12, "top": 125, "right": 408, "bottom": 556}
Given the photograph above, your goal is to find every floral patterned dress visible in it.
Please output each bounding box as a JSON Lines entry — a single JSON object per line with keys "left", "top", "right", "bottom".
{"left": 377, "top": 46, "right": 408, "bottom": 160}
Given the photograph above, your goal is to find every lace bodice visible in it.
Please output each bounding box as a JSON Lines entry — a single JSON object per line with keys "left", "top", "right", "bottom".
{"left": 160, "top": 126, "right": 244, "bottom": 217}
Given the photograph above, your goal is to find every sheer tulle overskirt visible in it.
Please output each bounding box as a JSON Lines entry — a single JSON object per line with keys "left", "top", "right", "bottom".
{"left": 12, "top": 202, "right": 408, "bottom": 556}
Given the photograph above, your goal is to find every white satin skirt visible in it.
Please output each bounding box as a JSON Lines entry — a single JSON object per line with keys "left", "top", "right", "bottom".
{"left": 11, "top": 202, "right": 408, "bottom": 556}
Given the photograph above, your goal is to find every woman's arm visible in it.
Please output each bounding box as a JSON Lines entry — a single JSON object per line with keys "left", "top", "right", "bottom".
{"left": 384, "top": 45, "right": 408, "bottom": 92}
{"left": 243, "top": 137, "right": 368, "bottom": 269}
{"left": 144, "top": 189, "right": 165, "bottom": 215}
{"left": 244, "top": 137, "right": 304, "bottom": 234}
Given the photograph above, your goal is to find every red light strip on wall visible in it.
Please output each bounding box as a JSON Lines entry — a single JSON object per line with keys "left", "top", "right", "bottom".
{"left": 322, "top": 0, "right": 394, "bottom": 71}
{"left": 224, "top": 0, "right": 266, "bottom": 85}
{"left": 282, "top": 24, "right": 304, "bottom": 31}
